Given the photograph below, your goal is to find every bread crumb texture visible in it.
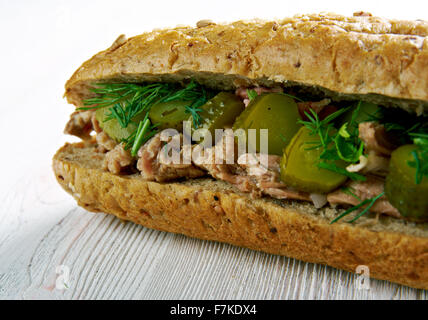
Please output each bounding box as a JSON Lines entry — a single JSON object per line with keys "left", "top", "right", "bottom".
{"left": 53, "top": 141, "right": 428, "bottom": 289}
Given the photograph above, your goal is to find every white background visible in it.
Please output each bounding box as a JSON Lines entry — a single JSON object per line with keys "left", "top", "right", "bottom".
{"left": 0, "top": 0, "right": 427, "bottom": 299}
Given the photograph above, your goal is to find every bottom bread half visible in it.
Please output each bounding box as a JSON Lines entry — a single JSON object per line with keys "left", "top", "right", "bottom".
{"left": 53, "top": 141, "right": 428, "bottom": 290}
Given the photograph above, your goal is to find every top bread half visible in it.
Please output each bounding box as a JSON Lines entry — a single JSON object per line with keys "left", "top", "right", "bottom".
{"left": 65, "top": 12, "right": 428, "bottom": 115}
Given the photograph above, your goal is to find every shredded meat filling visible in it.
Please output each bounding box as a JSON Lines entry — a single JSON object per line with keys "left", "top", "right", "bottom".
{"left": 361, "top": 151, "right": 390, "bottom": 176}
{"left": 137, "top": 133, "right": 205, "bottom": 182}
{"left": 96, "top": 132, "right": 117, "bottom": 152}
{"left": 133, "top": 128, "right": 399, "bottom": 217}
{"left": 64, "top": 86, "right": 406, "bottom": 220}
{"left": 327, "top": 176, "right": 401, "bottom": 218}
{"left": 103, "top": 144, "right": 134, "bottom": 175}
{"left": 358, "top": 122, "right": 397, "bottom": 156}
{"left": 192, "top": 131, "right": 258, "bottom": 194}
{"left": 236, "top": 153, "right": 310, "bottom": 201}
{"left": 64, "top": 111, "right": 94, "bottom": 139}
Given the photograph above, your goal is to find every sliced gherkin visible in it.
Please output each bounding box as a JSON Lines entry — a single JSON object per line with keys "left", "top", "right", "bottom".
{"left": 280, "top": 127, "right": 348, "bottom": 193}
{"left": 95, "top": 108, "right": 146, "bottom": 142}
{"left": 232, "top": 93, "right": 302, "bottom": 155}
{"left": 149, "top": 100, "right": 193, "bottom": 131}
{"left": 193, "top": 92, "right": 244, "bottom": 136}
{"left": 385, "top": 144, "right": 428, "bottom": 221}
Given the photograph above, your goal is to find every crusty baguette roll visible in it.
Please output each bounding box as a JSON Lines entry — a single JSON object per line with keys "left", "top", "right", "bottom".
{"left": 65, "top": 13, "right": 428, "bottom": 114}
{"left": 56, "top": 12, "right": 428, "bottom": 289}
{"left": 53, "top": 141, "right": 428, "bottom": 289}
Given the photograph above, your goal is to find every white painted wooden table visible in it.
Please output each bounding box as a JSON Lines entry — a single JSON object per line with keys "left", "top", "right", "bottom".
{"left": 1, "top": 0, "right": 427, "bottom": 300}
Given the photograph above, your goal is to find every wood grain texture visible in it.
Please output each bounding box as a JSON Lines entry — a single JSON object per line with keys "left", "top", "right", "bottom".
{"left": 0, "top": 163, "right": 427, "bottom": 299}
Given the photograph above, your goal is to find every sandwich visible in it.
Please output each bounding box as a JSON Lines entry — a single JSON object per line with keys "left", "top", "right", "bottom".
{"left": 53, "top": 12, "right": 428, "bottom": 289}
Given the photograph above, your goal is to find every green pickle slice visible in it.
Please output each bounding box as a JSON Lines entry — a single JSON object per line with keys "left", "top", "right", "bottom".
{"left": 194, "top": 92, "right": 244, "bottom": 136}
{"left": 232, "top": 93, "right": 302, "bottom": 155}
{"left": 149, "top": 100, "right": 192, "bottom": 131}
{"left": 280, "top": 127, "right": 348, "bottom": 193}
{"left": 385, "top": 144, "right": 428, "bottom": 220}
{"left": 95, "top": 108, "right": 146, "bottom": 142}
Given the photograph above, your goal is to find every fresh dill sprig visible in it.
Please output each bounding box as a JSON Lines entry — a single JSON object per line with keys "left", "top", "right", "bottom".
{"left": 182, "top": 85, "right": 210, "bottom": 128}
{"left": 185, "top": 102, "right": 204, "bottom": 128}
{"left": 367, "top": 106, "right": 428, "bottom": 143}
{"left": 81, "top": 81, "right": 210, "bottom": 129}
{"left": 330, "top": 192, "right": 385, "bottom": 224}
{"left": 298, "top": 105, "right": 366, "bottom": 181}
{"left": 80, "top": 80, "right": 212, "bottom": 154}
{"left": 340, "top": 186, "right": 361, "bottom": 201}
{"left": 409, "top": 132, "right": 428, "bottom": 141}
{"left": 333, "top": 104, "right": 365, "bottom": 164}
{"left": 247, "top": 89, "right": 258, "bottom": 101}
{"left": 299, "top": 106, "right": 350, "bottom": 144}
{"left": 81, "top": 82, "right": 173, "bottom": 128}
{"left": 407, "top": 132, "right": 428, "bottom": 184}
{"left": 122, "top": 121, "right": 158, "bottom": 152}
{"left": 131, "top": 115, "right": 152, "bottom": 157}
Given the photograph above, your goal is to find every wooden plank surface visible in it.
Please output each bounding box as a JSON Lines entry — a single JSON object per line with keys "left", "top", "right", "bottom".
{"left": 1, "top": 1, "right": 427, "bottom": 300}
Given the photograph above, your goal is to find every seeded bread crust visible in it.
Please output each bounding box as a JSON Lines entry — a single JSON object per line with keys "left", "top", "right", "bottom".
{"left": 64, "top": 12, "right": 428, "bottom": 114}
{"left": 53, "top": 141, "right": 428, "bottom": 289}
